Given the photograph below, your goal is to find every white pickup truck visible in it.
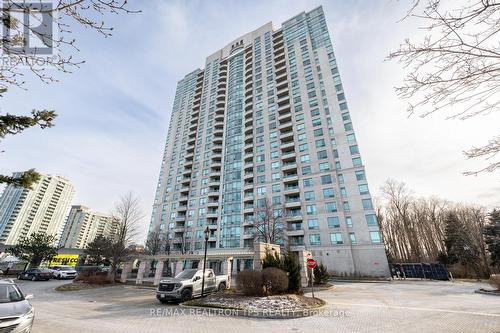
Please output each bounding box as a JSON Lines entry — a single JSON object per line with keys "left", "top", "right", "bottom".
{"left": 156, "top": 268, "right": 228, "bottom": 303}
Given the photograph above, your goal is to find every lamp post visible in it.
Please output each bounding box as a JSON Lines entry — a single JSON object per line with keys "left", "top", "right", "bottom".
{"left": 201, "top": 226, "right": 210, "bottom": 298}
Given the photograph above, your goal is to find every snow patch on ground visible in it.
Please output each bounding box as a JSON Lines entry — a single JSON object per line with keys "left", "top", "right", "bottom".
{"left": 199, "top": 294, "right": 322, "bottom": 311}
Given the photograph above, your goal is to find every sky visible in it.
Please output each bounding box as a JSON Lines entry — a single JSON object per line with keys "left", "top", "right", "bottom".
{"left": 1, "top": 0, "right": 499, "bottom": 243}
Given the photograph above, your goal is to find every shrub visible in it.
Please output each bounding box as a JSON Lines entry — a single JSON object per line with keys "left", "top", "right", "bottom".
{"left": 261, "top": 250, "right": 303, "bottom": 294}
{"left": 75, "top": 270, "right": 111, "bottom": 284}
{"left": 489, "top": 274, "right": 500, "bottom": 290}
{"left": 314, "top": 263, "right": 330, "bottom": 284}
{"left": 262, "top": 267, "right": 288, "bottom": 295}
{"left": 262, "top": 250, "right": 281, "bottom": 269}
{"left": 237, "top": 270, "right": 264, "bottom": 296}
{"left": 282, "top": 254, "right": 302, "bottom": 293}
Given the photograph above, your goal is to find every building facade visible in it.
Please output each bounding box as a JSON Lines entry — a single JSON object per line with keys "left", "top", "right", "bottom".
{"left": 150, "top": 7, "right": 389, "bottom": 277}
{"left": 0, "top": 172, "right": 75, "bottom": 245}
{"left": 59, "top": 205, "right": 117, "bottom": 249}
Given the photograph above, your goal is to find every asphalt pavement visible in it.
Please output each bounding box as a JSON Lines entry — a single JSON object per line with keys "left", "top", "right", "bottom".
{"left": 12, "top": 278, "right": 500, "bottom": 333}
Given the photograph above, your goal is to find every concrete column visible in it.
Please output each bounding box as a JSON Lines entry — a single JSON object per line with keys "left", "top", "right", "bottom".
{"left": 298, "top": 250, "right": 312, "bottom": 288}
{"left": 222, "top": 257, "right": 232, "bottom": 288}
{"left": 239, "top": 259, "right": 245, "bottom": 272}
{"left": 253, "top": 242, "right": 281, "bottom": 270}
{"left": 253, "top": 244, "right": 262, "bottom": 270}
{"left": 175, "top": 260, "right": 183, "bottom": 276}
{"left": 169, "top": 261, "right": 175, "bottom": 277}
{"left": 154, "top": 261, "right": 165, "bottom": 286}
{"left": 232, "top": 259, "right": 238, "bottom": 275}
{"left": 120, "top": 261, "right": 133, "bottom": 283}
{"left": 222, "top": 258, "right": 233, "bottom": 276}
{"left": 136, "top": 261, "right": 147, "bottom": 285}
{"left": 198, "top": 259, "right": 204, "bottom": 270}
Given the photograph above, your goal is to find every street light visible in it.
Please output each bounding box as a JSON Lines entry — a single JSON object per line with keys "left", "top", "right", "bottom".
{"left": 201, "top": 226, "right": 210, "bottom": 298}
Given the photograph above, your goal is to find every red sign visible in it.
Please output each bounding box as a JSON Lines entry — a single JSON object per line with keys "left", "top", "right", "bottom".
{"left": 307, "top": 258, "right": 317, "bottom": 269}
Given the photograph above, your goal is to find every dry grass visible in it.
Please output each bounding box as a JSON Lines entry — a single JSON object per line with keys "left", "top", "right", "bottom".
{"left": 74, "top": 271, "right": 111, "bottom": 284}
{"left": 186, "top": 292, "right": 325, "bottom": 311}
{"left": 55, "top": 282, "right": 113, "bottom": 292}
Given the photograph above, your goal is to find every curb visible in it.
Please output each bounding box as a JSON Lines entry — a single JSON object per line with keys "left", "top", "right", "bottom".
{"left": 179, "top": 301, "right": 328, "bottom": 319}
{"left": 54, "top": 284, "right": 116, "bottom": 292}
{"left": 134, "top": 285, "right": 156, "bottom": 290}
{"left": 303, "top": 284, "right": 335, "bottom": 293}
{"left": 474, "top": 289, "right": 500, "bottom": 296}
{"left": 331, "top": 279, "right": 391, "bottom": 284}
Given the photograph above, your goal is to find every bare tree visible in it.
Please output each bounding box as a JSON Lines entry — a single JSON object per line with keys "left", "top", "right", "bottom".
{"left": 253, "top": 197, "right": 286, "bottom": 245}
{"left": 108, "top": 192, "right": 143, "bottom": 282}
{"left": 0, "top": 1, "right": 140, "bottom": 188}
{"left": 455, "top": 205, "right": 490, "bottom": 277}
{"left": 1, "top": 0, "right": 140, "bottom": 89}
{"left": 380, "top": 179, "right": 415, "bottom": 261}
{"left": 144, "top": 225, "right": 166, "bottom": 277}
{"left": 145, "top": 226, "right": 165, "bottom": 256}
{"left": 389, "top": 0, "right": 500, "bottom": 174}
{"left": 380, "top": 179, "right": 450, "bottom": 262}
{"left": 378, "top": 178, "right": 491, "bottom": 277}
{"left": 164, "top": 230, "right": 172, "bottom": 255}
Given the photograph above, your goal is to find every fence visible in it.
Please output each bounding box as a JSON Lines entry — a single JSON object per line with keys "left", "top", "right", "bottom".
{"left": 390, "top": 263, "right": 449, "bottom": 280}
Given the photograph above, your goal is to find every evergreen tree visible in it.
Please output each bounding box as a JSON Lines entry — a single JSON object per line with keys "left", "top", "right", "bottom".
{"left": 314, "top": 263, "right": 330, "bottom": 284}
{"left": 261, "top": 250, "right": 302, "bottom": 293}
{"left": 9, "top": 232, "right": 59, "bottom": 268}
{"left": 283, "top": 254, "right": 302, "bottom": 293}
{"left": 262, "top": 250, "right": 281, "bottom": 269}
{"left": 444, "top": 212, "right": 482, "bottom": 277}
{"left": 444, "top": 212, "right": 464, "bottom": 265}
{"left": 0, "top": 111, "right": 55, "bottom": 189}
{"left": 84, "top": 235, "right": 112, "bottom": 266}
{"left": 484, "top": 209, "right": 500, "bottom": 269}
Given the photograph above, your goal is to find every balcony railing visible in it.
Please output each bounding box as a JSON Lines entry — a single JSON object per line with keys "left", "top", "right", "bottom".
{"left": 287, "top": 209, "right": 302, "bottom": 217}
{"left": 288, "top": 224, "right": 303, "bottom": 231}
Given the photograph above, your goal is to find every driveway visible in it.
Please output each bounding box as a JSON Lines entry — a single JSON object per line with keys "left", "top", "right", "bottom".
{"left": 14, "top": 279, "right": 500, "bottom": 333}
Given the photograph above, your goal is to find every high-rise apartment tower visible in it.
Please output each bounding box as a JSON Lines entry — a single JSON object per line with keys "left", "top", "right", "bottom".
{"left": 150, "top": 7, "right": 389, "bottom": 276}
{"left": 59, "top": 205, "right": 117, "bottom": 249}
{"left": 0, "top": 172, "right": 75, "bottom": 245}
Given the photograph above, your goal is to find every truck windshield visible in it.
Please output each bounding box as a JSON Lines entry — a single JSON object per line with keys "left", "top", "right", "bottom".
{"left": 175, "top": 269, "right": 197, "bottom": 279}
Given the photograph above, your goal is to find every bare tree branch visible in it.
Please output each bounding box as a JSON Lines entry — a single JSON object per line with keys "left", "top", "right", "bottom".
{"left": 389, "top": 0, "right": 500, "bottom": 174}
{"left": 378, "top": 178, "right": 490, "bottom": 278}
{"left": 108, "top": 192, "right": 143, "bottom": 282}
{"left": 145, "top": 225, "right": 165, "bottom": 256}
{"left": 253, "top": 197, "right": 286, "bottom": 245}
{"left": 0, "top": 1, "right": 140, "bottom": 188}
{"left": 0, "top": 0, "right": 140, "bottom": 89}
{"left": 464, "top": 135, "right": 500, "bottom": 175}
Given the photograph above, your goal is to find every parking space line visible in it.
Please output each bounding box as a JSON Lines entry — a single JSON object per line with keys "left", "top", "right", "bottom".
{"left": 327, "top": 302, "right": 500, "bottom": 317}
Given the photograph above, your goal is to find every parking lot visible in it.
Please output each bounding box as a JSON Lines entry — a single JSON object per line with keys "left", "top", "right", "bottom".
{"left": 14, "top": 278, "right": 500, "bottom": 333}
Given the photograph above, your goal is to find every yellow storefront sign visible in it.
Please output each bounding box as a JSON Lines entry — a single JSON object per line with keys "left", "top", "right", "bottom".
{"left": 47, "top": 254, "right": 80, "bottom": 266}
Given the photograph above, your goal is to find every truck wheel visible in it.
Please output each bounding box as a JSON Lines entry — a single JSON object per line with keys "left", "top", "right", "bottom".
{"left": 181, "top": 289, "right": 192, "bottom": 302}
{"left": 217, "top": 283, "right": 226, "bottom": 292}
